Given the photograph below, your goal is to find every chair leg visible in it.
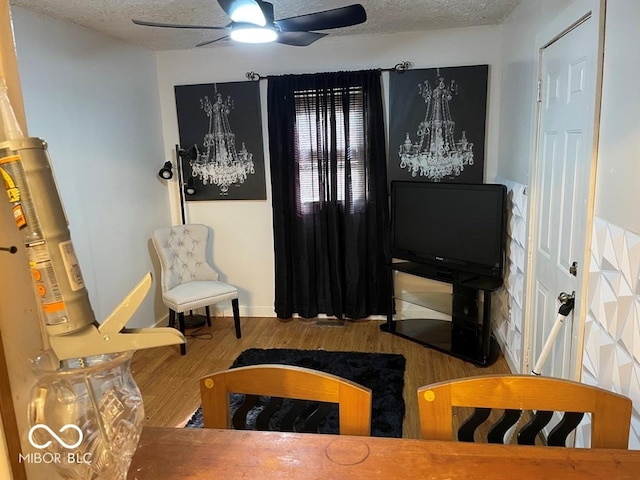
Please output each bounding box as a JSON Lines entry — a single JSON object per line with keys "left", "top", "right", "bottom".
{"left": 168, "top": 309, "right": 176, "bottom": 328}
{"left": 178, "top": 312, "right": 186, "bottom": 355}
{"left": 205, "top": 306, "right": 211, "bottom": 327}
{"left": 232, "top": 298, "right": 241, "bottom": 338}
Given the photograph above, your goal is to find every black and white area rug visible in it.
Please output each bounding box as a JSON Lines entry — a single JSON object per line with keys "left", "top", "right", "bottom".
{"left": 185, "top": 348, "right": 406, "bottom": 437}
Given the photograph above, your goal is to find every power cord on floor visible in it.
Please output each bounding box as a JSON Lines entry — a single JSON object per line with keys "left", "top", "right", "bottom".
{"left": 185, "top": 326, "right": 213, "bottom": 340}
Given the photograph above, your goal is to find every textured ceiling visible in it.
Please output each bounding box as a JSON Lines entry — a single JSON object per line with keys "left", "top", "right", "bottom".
{"left": 10, "top": 0, "right": 521, "bottom": 51}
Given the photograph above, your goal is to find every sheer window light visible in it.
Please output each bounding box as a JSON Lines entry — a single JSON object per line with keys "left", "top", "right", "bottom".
{"left": 293, "top": 86, "right": 366, "bottom": 213}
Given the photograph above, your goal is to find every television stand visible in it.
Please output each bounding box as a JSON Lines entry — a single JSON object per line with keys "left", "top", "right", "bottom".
{"left": 380, "top": 261, "right": 503, "bottom": 367}
{"left": 456, "top": 273, "right": 480, "bottom": 283}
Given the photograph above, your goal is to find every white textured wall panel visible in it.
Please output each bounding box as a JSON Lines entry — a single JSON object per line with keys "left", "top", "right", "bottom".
{"left": 493, "top": 179, "right": 527, "bottom": 372}
{"left": 579, "top": 217, "right": 640, "bottom": 449}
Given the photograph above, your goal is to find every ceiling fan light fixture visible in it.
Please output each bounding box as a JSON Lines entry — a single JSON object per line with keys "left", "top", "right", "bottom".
{"left": 230, "top": 25, "right": 277, "bottom": 43}
{"left": 132, "top": 2, "right": 366, "bottom": 48}
{"left": 229, "top": 1, "right": 266, "bottom": 26}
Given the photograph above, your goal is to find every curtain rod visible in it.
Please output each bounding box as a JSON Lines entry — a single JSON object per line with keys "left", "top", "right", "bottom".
{"left": 245, "top": 60, "right": 414, "bottom": 81}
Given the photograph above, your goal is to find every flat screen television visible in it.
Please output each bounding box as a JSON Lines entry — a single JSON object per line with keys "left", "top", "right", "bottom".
{"left": 390, "top": 181, "right": 507, "bottom": 281}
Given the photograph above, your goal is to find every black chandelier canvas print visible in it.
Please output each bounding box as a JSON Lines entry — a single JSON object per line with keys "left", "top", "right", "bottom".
{"left": 174, "top": 81, "right": 266, "bottom": 200}
{"left": 388, "top": 64, "right": 488, "bottom": 184}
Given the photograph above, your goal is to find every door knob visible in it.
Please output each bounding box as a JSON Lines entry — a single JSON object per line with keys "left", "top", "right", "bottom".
{"left": 557, "top": 291, "right": 575, "bottom": 304}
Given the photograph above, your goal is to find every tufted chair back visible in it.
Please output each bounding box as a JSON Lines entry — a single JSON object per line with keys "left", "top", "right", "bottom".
{"left": 151, "top": 224, "right": 219, "bottom": 293}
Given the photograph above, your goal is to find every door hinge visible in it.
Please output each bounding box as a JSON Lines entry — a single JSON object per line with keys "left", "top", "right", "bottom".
{"left": 536, "top": 79, "right": 542, "bottom": 103}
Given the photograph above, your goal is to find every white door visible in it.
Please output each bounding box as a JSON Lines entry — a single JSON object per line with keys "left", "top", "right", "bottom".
{"left": 529, "top": 13, "right": 600, "bottom": 379}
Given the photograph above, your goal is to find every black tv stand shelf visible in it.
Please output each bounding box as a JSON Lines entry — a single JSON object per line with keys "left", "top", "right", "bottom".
{"left": 380, "top": 261, "right": 503, "bottom": 367}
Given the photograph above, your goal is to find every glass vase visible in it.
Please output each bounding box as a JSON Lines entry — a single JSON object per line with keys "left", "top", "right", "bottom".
{"left": 28, "top": 351, "right": 144, "bottom": 479}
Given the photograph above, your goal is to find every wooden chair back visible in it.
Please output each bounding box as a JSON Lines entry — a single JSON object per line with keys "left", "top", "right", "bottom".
{"left": 200, "top": 364, "right": 372, "bottom": 436}
{"left": 417, "top": 375, "right": 632, "bottom": 449}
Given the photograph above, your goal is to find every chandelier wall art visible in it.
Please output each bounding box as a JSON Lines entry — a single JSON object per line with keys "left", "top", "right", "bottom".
{"left": 174, "top": 81, "right": 266, "bottom": 200}
{"left": 388, "top": 65, "right": 488, "bottom": 184}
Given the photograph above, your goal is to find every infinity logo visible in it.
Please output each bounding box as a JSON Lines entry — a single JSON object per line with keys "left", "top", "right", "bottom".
{"left": 28, "top": 424, "right": 83, "bottom": 450}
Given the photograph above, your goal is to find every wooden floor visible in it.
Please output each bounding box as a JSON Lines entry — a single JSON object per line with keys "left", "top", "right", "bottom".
{"left": 131, "top": 316, "right": 511, "bottom": 440}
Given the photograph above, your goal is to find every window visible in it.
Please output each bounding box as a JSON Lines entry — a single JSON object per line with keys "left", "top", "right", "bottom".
{"left": 293, "top": 86, "right": 366, "bottom": 213}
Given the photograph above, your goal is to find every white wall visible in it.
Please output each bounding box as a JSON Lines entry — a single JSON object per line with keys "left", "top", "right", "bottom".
{"left": 12, "top": 6, "right": 171, "bottom": 328}
{"left": 594, "top": 0, "right": 640, "bottom": 233}
{"left": 155, "top": 26, "right": 503, "bottom": 317}
{"left": 495, "top": 0, "right": 574, "bottom": 185}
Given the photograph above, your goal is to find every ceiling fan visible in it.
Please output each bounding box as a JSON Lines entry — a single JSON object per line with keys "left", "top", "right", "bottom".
{"left": 132, "top": 0, "right": 367, "bottom": 47}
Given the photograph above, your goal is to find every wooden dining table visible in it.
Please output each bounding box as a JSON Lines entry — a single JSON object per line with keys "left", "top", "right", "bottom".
{"left": 127, "top": 426, "right": 640, "bottom": 479}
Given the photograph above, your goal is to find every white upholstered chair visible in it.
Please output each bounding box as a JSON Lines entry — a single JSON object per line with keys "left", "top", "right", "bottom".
{"left": 151, "top": 224, "right": 241, "bottom": 355}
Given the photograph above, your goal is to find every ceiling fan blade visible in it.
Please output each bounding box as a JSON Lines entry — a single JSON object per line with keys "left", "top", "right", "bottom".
{"left": 275, "top": 4, "right": 366, "bottom": 32}
{"left": 132, "top": 19, "right": 229, "bottom": 30}
{"left": 196, "top": 35, "right": 230, "bottom": 47}
{"left": 276, "top": 31, "right": 327, "bottom": 47}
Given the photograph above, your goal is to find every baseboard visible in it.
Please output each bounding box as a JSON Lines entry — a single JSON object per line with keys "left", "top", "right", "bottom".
{"left": 159, "top": 306, "right": 391, "bottom": 321}
{"left": 154, "top": 312, "right": 170, "bottom": 327}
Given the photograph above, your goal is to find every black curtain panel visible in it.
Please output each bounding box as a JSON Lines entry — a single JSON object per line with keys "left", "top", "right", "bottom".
{"left": 268, "top": 70, "right": 390, "bottom": 319}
